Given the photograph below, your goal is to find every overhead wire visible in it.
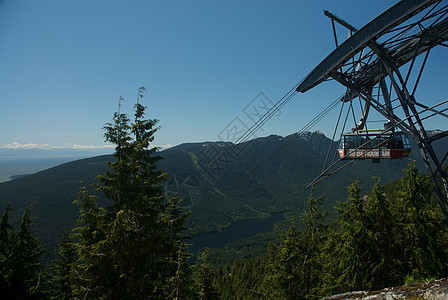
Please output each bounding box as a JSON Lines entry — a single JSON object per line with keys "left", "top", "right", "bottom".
{"left": 200, "top": 28, "right": 341, "bottom": 177}
{"left": 250, "top": 95, "right": 342, "bottom": 174}
{"left": 322, "top": 94, "right": 346, "bottom": 173}
{"left": 235, "top": 87, "right": 298, "bottom": 145}
{"left": 202, "top": 1, "right": 448, "bottom": 188}
{"left": 202, "top": 86, "right": 299, "bottom": 175}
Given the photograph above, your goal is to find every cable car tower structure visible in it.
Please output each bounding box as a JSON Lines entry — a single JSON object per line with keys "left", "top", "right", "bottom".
{"left": 298, "top": 0, "right": 448, "bottom": 218}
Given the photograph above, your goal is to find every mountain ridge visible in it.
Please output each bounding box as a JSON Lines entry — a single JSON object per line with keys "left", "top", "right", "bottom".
{"left": 0, "top": 131, "right": 446, "bottom": 261}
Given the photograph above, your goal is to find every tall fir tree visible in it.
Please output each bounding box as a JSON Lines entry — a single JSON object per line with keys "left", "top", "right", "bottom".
{"left": 393, "top": 161, "right": 447, "bottom": 280}
{"left": 267, "top": 191, "right": 326, "bottom": 299}
{"left": 72, "top": 87, "right": 192, "bottom": 299}
{"left": 46, "top": 233, "right": 77, "bottom": 299}
{"left": 0, "top": 204, "right": 44, "bottom": 299}
{"left": 322, "top": 164, "right": 448, "bottom": 294}
{"left": 195, "top": 248, "right": 219, "bottom": 300}
{"left": 364, "top": 179, "right": 398, "bottom": 289}
{"left": 299, "top": 191, "right": 327, "bottom": 298}
{"left": 321, "top": 181, "right": 373, "bottom": 294}
{"left": 268, "top": 223, "right": 302, "bottom": 299}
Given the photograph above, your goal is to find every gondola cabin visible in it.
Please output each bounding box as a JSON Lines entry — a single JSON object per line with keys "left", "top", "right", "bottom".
{"left": 338, "top": 131, "right": 411, "bottom": 161}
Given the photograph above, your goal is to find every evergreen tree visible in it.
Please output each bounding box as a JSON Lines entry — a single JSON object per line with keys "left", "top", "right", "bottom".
{"left": 364, "top": 179, "right": 398, "bottom": 289}
{"left": 393, "top": 161, "right": 447, "bottom": 280}
{"left": 165, "top": 241, "right": 195, "bottom": 300}
{"left": 72, "top": 87, "right": 192, "bottom": 299}
{"left": 0, "top": 204, "right": 44, "bottom": 299}
{"left": 322, "top": 165, "right": 448, "bottom": 294}
{"left": 195, "top": 248, "right": 219, "bottom": 300}
{"left": 46, "top": 233, "right": 77, "bottom": 299}
{"left": 212, "top": 254, "right": 273, "bottom": 299}
{"left": 0, "top": 203, "right": 13, "bottom": 296}
{"left": 268, "top": 224, "right": 302, "bottom": 299}
{"left": 213, "top": 265, "right": 232, "bottom": 298}
{"left": 268, "top": 192, "right": 326, "bottom": 299}
{"left": 299, "top": 192, "right": 327, "bottom": 298}
{"left": 229, "top": 257, "right": 271, "bottom": 299}
{"left": 321, "top": 181, "right": 372, "bottom": 293}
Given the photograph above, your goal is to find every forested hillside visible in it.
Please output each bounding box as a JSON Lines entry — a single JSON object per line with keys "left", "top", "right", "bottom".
{"left": 208, "top": 162, "right": 448, "bottom": 299}
{"left": 3, "top": 160, "right": 447, "bottom": 299}
{"left": 0, "top": 130, "right": 438, "bottom": 262}
{"left": 1, "top": 89, "right": 447, "bottom": 298}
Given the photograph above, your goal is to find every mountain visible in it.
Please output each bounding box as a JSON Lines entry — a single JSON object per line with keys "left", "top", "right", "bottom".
{"left": 0, "top": 131, "right": 445, "bottom": 261}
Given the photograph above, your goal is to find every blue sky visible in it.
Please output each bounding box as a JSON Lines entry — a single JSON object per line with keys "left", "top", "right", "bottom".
{"left": 1, "top": 0, "right": 446, "bottom": 150}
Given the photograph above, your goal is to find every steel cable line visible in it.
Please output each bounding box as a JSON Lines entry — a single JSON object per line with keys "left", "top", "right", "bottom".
{"left": 202, "top": 86, "right": 299, "bottom": 175}
{"left": 322, "top": 94, "right": 347, "bottom": 174}
{"left": 200, "top": 33, "right": 341, "bottom": 176}
{"left": 212, "top": 93, "right": 343, "bottom": 200}
{"left": 250, "top": 95, "right": 342, "bottom": 175}
{"left": 235, "top": 87, "right": 298, "bottom": 145}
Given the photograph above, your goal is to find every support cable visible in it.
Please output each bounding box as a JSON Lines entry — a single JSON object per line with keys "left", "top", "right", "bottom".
{"left": 322, "top": 95, "right": 346, "bottom": 173}
{"left": 250, "top": 95, "right": 342, "bottom": 175}
{"left": 201, "top": 87, "right": 298, "bottom": 179}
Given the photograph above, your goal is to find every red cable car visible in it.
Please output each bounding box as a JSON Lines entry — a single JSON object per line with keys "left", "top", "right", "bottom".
{"left": 338, "top": 131, "right": 411, "bottom": 161}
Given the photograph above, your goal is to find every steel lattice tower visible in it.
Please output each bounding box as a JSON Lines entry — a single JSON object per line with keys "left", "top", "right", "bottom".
{"left": 298, "top": 0, "right": 448, "bottom": 218}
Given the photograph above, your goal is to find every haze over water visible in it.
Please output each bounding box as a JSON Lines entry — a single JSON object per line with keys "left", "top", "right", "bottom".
{"left": 0, "top": 149, "right": 112, "bottom": 183}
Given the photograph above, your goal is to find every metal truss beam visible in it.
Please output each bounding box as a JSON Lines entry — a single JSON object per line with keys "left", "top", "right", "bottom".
{"left": 296, "top": 0, "right": 439, "bottom": 93}
{"left": 301, "top": 0, "right": 448, "bottom": 218}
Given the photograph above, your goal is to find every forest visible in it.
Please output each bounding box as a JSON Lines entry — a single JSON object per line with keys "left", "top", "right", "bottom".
{"left": 1, "top": 89, "right": 447, "bottom": 299}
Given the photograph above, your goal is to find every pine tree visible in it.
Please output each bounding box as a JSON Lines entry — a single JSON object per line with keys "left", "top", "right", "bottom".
{"left": 195, "top": 248, "right": 219, "bottom": 300}
{"left": 0, "top": 203, "right": 13, "bottom": 296}
{"left": 0, "top": 204, "right": 44, "bottom": 299}
{"left": 393, "top": 161, "right": 447, "bottom": 281}
{"left": 267, "top": 191, "right": 326, "bottom": 299}
{"left": 72, "top": 87, "right": 191, "bottom": 299}
{"left": 46, "top": 233, "right": 77, "bottom": 299}
{"left": 164, "top": 241, "right": 195, "bottom": 300}
{"left": 71, "top": 186, "right": 107, "bottom": 298}
{"left": 269, "top": 223, "right": 302, "bottom": 299}
{"left": 321, "top": 164, "right": 448, "bottom": 294}
{"left": 321, "top": 181, "right": 372, "bottom": 293}
{"left": 364, "top": 179, "right": 398, "bottom": 289}
{"left": 299, "top": 191, "right": 327, "bottom": 298}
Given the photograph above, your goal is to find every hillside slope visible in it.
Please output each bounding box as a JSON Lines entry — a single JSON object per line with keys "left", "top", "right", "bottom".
{"left": 0, "top": 131, "right": 445, "bottom": 259}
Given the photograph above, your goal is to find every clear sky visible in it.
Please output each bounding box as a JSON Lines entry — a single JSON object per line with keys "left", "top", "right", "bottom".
{"left": 1, "top": 0, "right": 446, "bottom": 150}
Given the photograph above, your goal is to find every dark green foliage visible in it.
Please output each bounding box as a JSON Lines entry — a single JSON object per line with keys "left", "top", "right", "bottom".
{"left": 0, "top": 131, "right": 433, "bottom": 261}
{"left": 320, "top": 162, "right": 448, "bottom": 295}
{"left": 321, "top": 179, "right": 401, "bottom": 293}
{"left": 205, "top": 230, "right": 280, "bottom": 267}
{"left": 268, "top": 225, "right": 303, "bottom": 299}
{"left": 195, "top": 249, "right": 219, "bottom": 299}
{"left": 267, "top": 192, "right": 327, "bottom": 299}
{"left": 393, "top": 161, "right": 447, "bottom": 280}
{"left": 165, "top": 242, "right": 195, "bottom": 300}
{"left": 46, "top": 234, "right": 76, "bottom": 299}
{"left": 71, "top": 88, "right": 192, "bottom": 299}
{"left": 322, "top": 181, "right": 374, "bottom": 293}
{"left": 212, "top": 192, "right": 327, "bottom": 299}
{"left": 211, "top": 162, "right": 448, "bottom": 299}
{"left": 213, "top": 256, "right": 271, "bottom": 299}
{"left": 364, "top": 180, "right": 397, "bottom": 289}
{"left": 0, "top": 204, "right": 44, "bottom": 299}
{"left": 297, "top": 191, "right": 327, "bottom": 297}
